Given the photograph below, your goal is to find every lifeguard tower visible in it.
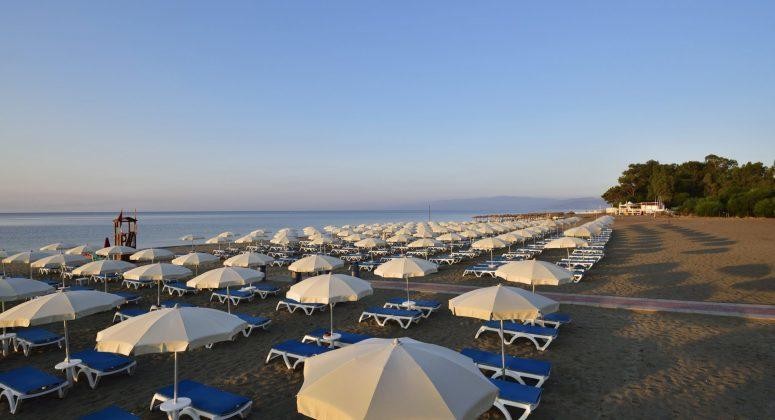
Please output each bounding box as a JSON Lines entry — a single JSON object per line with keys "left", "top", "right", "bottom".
{"left": 113, "top": 210, "right": 138, "bottom": 248}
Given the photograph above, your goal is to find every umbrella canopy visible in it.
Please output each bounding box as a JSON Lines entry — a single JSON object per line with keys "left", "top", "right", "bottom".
{"left": 186, "top": 267, "right": 264, "bottom": 289}
{"left": 0, "top": 290, "right": 125, "bottom": 361}
{"left": 374, "top": 257, "right": 438, "bottom": 303}
{"left": 448, "top": 284, "right": 559, "bottom": 321}
{"left": 65, "top": 244, "right": 98, "bottom": 255}
{"left": 288, "top": 255, "right": 344, "bottom": 274}
{"left": 95, "top": 307, "right": 247, "bottom": 408}
{"left": 171, "top": 253, "right": 220, "bottom": 274}
{"left": 297, "top": 337, "right": 497, "bottom": 420}
{"left": 95, "top": 246, "right": 136, "bottom": 257}
{"left": 72, "top": 260, "right": 136, "bottom": 276}
{"left": 471, "top": 237, "right": 508, "bottom": 250}
{"left": 386, "top": 234, "right": 412, "bottom": 244}
{"left": 494, "top": 260, "right": 573, "bottom": 292}
{"left": 354, "top": 238, "right": 386, "bottom": 249}
{"left": 179, "top": 235, "right": 204, "bottom": 242}
{"left": 205, "top": 236, "right": 229, "bottom": 245}
{"left": 286, "top": 274, "right": 373, "bottom": 334}
{"left": 0, "top": 278, "right": 54, "bottom": 303}
{"left": 407, "top": 238, "right": 440, "bottom": 248}
{"left": 223, "top": 252, "right": 274, "bottom": 268}
{"left": 2, "top": 251, "right": 56, "bottom": 265}
{"left": 544, "top": 237, "right": 589, "bottom": 249}
{"left": 124, "top": 263, "right": 192, "bottom": 306}
{"left": 129, "top": 248, "right": 175, "bottom": 262}
{"left": 30, "top": 254, "right": 89, "bottom": 269}
{"left": 39, "top": 243, "right": 76, "bottom": 251}
{"left": 436, "top": 233, "right": 464, "bottom": 242}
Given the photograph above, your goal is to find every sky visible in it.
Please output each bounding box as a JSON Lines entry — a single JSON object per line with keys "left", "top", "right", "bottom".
{"left": 1, "top": 1, "right": 773, "bottom": 211}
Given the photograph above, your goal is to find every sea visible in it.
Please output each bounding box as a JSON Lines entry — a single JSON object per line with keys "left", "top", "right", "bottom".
{"left": 0, "top": 210, "right": 478, "bottom": 253}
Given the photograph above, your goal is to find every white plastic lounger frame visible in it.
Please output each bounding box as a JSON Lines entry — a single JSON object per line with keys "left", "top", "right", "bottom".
{"left": 75, "top": 360, "right": 137, "bottom": 389}
{"left": 275, "top": 300, "right": 326, "bottom": 315}
{"left": 475, "top": 325, "right": 556, "bottom": 351}
{"left": 13, "top": 335, "right": 64, "bottom": 357}
{"left": 0, "top": 379, "right": 68, "bottom": 414}
{"left": 493, "top": 394, "right": 539, "bottom": 420}
{"left": 150, "top": 393, "right": 253, "bottom": 420}
{"left": 242, "top": 319, "right": 271, "bottom": 337}
{"left": 163, "top": 284, "right": 196, "bottom": 297}
{"left": 358, "top": 310, "right": 420, "bottom": 329}
{"left": 210, "top": 292, "right": 253, "bottom": 306}
{"left": 265, "top": 348, "right": 311, "bottom": 370}
{"left": 473, "top": 362, "right": 549, "bottom": 387}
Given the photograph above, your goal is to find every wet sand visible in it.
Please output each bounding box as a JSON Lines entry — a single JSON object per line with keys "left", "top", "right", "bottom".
{"left": 1, "top": 216, "right": 774, "bottom": 418}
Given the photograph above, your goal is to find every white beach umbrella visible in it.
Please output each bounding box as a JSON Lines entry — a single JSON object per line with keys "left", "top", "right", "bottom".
{"left": 544, "top": 237, "right": 589, "bottom": 257}
{"left": 95, "top": 308, "right": 247, "bottom": 413}
{"left": 129, "top": 248, "right": 175, "bottom": 263}
{"left": 30, "top": 253, "right": 89, "bottom": 269}
{"left": 297, "top": 337, "right": 497, "bottom": 419}
{"left": 407, "top": 238, "right": 441, "bottom": 248}
{"left": 0, "top": 278, "right": 54, "bottom": 354}
{"left": 171, "top": 252, "right": 219, "bottom": 275}
{"left": 179, "top": 235, "right": 204, "bottom": 251}
{"left": 0, "top": 290, "right": 124, "bottom": 364}
{"left": 449, "top": 284, "right": 559, "bottom": 377}
{"left": 65, "top": 244, "right": 98, "bottom": 256}
{"left": 72, "top": 260, "right": 135, "bottom": 277}
{"left": 186, "top": 267, "right": 264, "bottom": 313}
{"left": 472, "top": 237, "right": 508, "bottom": 261}
{"left": 374, "top": 257, "right": 438, "bottom": 304}
{"left": 354, "top": 237, "right": 386, "bottom": 249}
{"left": 123, "top": 263, "right": 192, "bottom": 306}
{"left": 436, "top": 232, "right": 464, "bottom": 243}
{"left": 286, "top": 274, "right": 373, "bottom": 334}
{"left": 95, "top": 246, "right": 136, "bottom": 257}
{"left": 386, "top": 234, "right": 412, "bottom": 244}
{"left": 495, "top": 260, "right": 573, "bottom": 292}
{"left": 288, "top": 255, "right": 344, "bottom": 274}
{"left": 216, "top": 231, "right": 237, "bottom": 239}
{"left": 223, "top": 252, "right": 274, "bottom": 268}
{"left": 3, "top": 251, "right": 57, "bottom": 278}
{"left": 39, "top": 243, "right": 77, "bottom": 251}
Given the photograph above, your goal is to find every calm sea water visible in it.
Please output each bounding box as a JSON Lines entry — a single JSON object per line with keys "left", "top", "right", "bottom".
{"left": 0, "top": 211, "right": 477, "bottom": 253}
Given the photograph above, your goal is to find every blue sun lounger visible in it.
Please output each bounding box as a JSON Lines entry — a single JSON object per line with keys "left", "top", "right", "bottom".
{"left": 302, "top": 328, "right": 373, "bottom": 347}
{"left": 162, "top": 281, "right": 197, "bottom": 297}
{"left": 265, "top": 339, "right": 332, "bottom": 369}
{"left": 359, "top": 307, "right": 423, "bottom": 329}
{"left": 476, "top": 321, "right": 559, "bottom": 351}
{"left": 113, "top": 292, "right": 140, "bottom": 305}
{"left": 210, "top": 289, "right": 253, "bottom": 306}
{"left": 276, "top": 298, "right": 326, "bottom": 315}
{"left": 80, "top": 405, "right": 139, "bottom": 420}
{"left": 235, "top": 314, "right": 271, "bottom": 337}
{"left": 384, "top": 298, "right": 442, "bottom": 317}
{"left": 526, "top": 312, "right": 572, "bottom": 329}
{"left": 153, "top": 300, "right": 195, "bottom": 310}
{"left": 251, "top": 283, "right": 280, "bottom": 299}
{"left": 460, "top": 348, "right": 551, "bottom": 387}
{"left": 0, "top": 366, "right": 68, "bottom": 414}
{"left": 12, "top": 328, "right": 64, "bottom": 356}
{"left": 71, "top": 349, "right": 137, "bottom": 389}
{"left": 150, "top": 380, "right": 252, "bottom": 420}
{"left": 490, "top": 378, "right": 541, "bottom": 420}
{"left": 113, "top": 308, "right": 149, "bottom": 322}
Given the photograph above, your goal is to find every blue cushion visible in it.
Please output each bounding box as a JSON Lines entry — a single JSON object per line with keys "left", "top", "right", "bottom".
{"left": 272, "top": 340, "right": 331, "bottom": 357}
{"left": 542, "top": 312, "right": 571, "bottom": 324}
{"left": 14, "top": 328, "right": 61, "bottom": 344}
{"left": 365, "top": 307, "right": 422, "bottom": 318}
{"left": 490, "top": 378, "right": 541, "bottom": 405}
{"left": 166, "top": 282, "right": 194, "bottom": 290}
{"left": 0, "top": 366, "right": 65, "bottom": 394}
{"left": 118, "top": 308, "right": 149, "bottom": 318}
{"left": 235, "top": 313, "right": 270, "bottom": 326}
{"left": 155, "top": 380, "right": 250, "bottom": 417}
{"left": 282, "top": 298, "right": 323, "bottom": 307}
{"left": 70, "top": 349, "right": 134, "bottom": 372}
{"left": 215, "top": 289, "right": 252, "bottom": 298}
{"left": 307, "top": 328, "right": 372, "bottom": 345}
{"left": 113, "top": 292, "right": 139, "bottom": 302}
{"left": 386, "top": 298, "right": 440, "bottom": 309}
{"left": 483, "top": 321, "right": 559, "bottom": 338}
{"left": 80, "top": 405, "right": 139, "bottom": 420}
{"left": 159, "top": 301, "right": 195, "bottom": 308}
{"left": 252, "top": 284, "right": 279, "bottom": 292}
{"left": 461, "top": 348, "right": 551, "bottom": 377}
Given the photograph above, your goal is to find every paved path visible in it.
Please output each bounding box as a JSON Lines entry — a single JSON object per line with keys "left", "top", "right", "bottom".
{"left": 370, "top": 280, "right": 775, "bottom": 320}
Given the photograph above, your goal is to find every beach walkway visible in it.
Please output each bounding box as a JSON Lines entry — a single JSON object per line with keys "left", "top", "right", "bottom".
{"left": 371, "top": 280, "right": 775, "bottom": 320}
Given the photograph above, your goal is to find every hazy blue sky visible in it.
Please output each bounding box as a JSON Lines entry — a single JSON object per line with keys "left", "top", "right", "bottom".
{"left": 1, "top": 1, "right": 773, "bottom": 211}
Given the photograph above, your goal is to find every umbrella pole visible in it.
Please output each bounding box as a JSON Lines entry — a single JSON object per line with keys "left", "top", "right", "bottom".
{"left": 405, "top": 275, "right": 410, "bottom": 303}
{"left": 330, "top": 303, "right": 334, "bottom": 334}
{"left": 63, "top": 320, "right": 70, "bottom": 362}
{"left": 226, "top": 285, "right": 231, "bottom": 314}
{"left": 157, "top": 281, "right": 162, "bottom": 307}
{"left": 173, "top": 351, "right": 179, "bottom": 403}
{"left": 500, "top": 319, "right": 506, "bottom": 378}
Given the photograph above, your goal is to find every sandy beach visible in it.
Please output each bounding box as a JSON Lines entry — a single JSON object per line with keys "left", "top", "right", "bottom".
{"left": 1, "top": 216, "right": 774, "bottom": 419}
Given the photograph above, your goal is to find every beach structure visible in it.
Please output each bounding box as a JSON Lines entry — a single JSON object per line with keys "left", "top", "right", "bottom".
{"left": 113, "top": 210, "right": 137, "bottom": 249}
{"left": 606, "top": 201, "right": 666, "bottom": 215}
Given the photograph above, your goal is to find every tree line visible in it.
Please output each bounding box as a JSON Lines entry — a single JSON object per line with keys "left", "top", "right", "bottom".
{"left": 602, "top": 155, "right": 775, "bottom": 217}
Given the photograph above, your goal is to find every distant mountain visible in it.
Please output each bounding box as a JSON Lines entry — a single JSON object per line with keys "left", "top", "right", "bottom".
{"left": 395, "top": 196, "right": 607, "bottom": 213}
